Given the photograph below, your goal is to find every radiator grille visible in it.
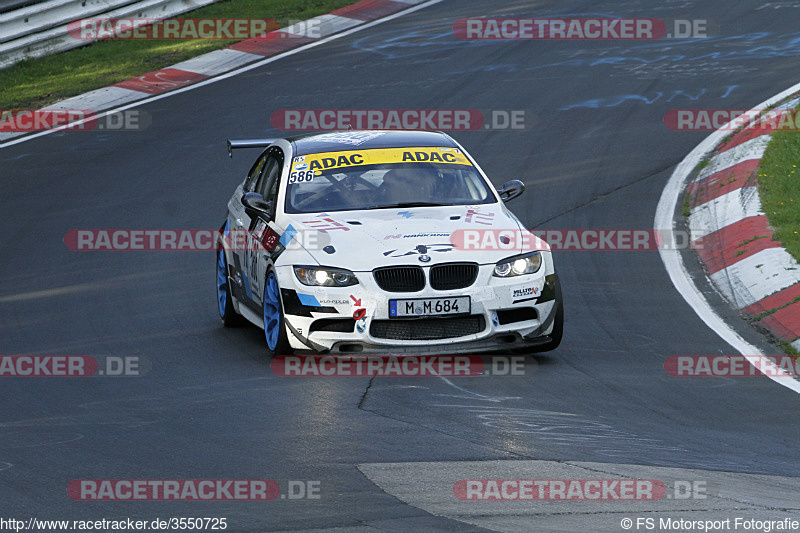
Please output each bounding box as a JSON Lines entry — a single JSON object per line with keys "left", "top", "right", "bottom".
{"left": 430, "top": 262, "right": 478, "bottom": 290}
{"left": 373, "top": 266, "right": 425, "bottom": 292}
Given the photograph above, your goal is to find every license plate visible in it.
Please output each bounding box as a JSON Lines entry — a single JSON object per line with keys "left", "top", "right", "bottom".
{"left": 389, "top": 297, "right": 471, "bottom": 318}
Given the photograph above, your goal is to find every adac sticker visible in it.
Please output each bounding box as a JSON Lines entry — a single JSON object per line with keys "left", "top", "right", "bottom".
{"left": 299, "top": 147, "right": 473, "bottom": 172}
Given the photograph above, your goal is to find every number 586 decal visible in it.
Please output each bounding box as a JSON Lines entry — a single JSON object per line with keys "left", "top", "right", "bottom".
{"left": 289, "top": 170, "right": 315, "bottom": 184}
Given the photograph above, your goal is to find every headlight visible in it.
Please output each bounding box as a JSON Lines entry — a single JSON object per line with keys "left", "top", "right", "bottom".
{"left": 294, "top": 266, "right": 359, "bottom": 287}
{"left": 493, "top": 252, "right": 542, "bottom": 277}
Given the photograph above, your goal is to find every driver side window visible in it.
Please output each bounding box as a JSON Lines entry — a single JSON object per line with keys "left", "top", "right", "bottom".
{"left": 255, "top": 158, "right": 279, "bottom": 197}
{"left": 253, "top": 147, "right": 285, "bottom": 216}
{"left": 245, "top": 154, "right": 268, "bottom": 192}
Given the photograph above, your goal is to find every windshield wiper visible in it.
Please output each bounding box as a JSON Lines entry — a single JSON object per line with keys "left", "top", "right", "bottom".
{"left": 366, "top": 202, "right": 444, "bottom": 210}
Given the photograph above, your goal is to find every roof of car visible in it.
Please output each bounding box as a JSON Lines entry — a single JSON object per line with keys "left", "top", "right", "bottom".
{"left": 288, "top": 130, "right": 457, "bottom": 156}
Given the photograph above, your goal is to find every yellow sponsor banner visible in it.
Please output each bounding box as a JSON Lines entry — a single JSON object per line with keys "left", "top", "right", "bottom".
{"left": 291, "top": 146, "right": 472, "bottom": 172}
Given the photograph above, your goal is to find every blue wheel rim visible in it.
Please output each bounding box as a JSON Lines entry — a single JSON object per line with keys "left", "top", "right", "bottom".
{"left": 216, "top": 249, "right": 227, "bottom": 317}
{"left": 263, "top": 272, "right": 281, "bottom": 350}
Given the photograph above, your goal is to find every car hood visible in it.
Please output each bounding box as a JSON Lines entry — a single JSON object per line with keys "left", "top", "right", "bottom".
{"left": 281, "top": 205, "right": 546, "bottom": 271}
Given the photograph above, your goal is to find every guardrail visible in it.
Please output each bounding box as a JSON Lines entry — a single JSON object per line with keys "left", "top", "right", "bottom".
{"left": 0, "top": 0, "right": 220, "bottom": 70}
{"left": 0, "top": 0, "right": 45, "bottom": 15}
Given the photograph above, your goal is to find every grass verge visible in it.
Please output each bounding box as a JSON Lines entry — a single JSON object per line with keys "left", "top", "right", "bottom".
{"left": 757, "top": 111, "right": 800, "bottom": 263}
{"left": 0, "top": 0, "right": 353, "bottom": 110}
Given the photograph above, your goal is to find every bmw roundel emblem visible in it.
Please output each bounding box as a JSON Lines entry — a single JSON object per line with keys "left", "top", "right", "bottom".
{"left": 419, "top": 254, "right": 431, "bottom": 263}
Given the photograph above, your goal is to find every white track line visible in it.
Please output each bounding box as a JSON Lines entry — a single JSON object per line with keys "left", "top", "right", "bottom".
{"left": 655, "top": 82, "right": 800, "bottom": 395}
{"left": 0, "top": 0, "right": 444, "bottom": 148}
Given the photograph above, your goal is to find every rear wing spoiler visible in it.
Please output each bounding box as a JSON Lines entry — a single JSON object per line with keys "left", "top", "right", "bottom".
{"left": 226, "top": 138, "right": 277, "bottom": 158}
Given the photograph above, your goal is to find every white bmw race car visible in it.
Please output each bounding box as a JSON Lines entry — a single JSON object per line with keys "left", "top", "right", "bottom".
{"left": 217, "top": 130, "right": 562, "bottom": 355}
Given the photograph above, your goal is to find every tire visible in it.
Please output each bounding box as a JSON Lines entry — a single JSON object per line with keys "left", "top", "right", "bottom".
{"left": 263, "top": 269, "right": 291, "bottom": 356}
{"left": 217, "top": 248, "right": 245, "bottom": 327}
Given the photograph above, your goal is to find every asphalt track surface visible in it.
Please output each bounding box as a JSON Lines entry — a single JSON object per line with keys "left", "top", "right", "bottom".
{"left": 2, "top": 1, "right": 800, "bottom": 531}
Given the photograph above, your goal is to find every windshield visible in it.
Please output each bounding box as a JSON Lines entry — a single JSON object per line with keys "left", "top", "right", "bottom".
{"left": 285, "top": 146, "right": 496, "bottom": 213}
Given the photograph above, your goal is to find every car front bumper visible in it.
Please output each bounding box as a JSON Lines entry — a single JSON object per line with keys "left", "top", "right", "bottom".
{"left": 275, "top": 263, "right": 560, "bottom": 355}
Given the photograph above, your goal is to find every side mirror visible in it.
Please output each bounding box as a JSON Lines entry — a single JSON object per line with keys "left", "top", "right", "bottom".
{"left": 498, "top": 180, "right": 525, "bottom": 202}
{"left": 241, "top": 192, "right": 272, "bottom": 218}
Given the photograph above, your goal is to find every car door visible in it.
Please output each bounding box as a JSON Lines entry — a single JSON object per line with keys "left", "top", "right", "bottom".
{"left": 244, "top": 147, "right": 285, "bottom": 304}
{"left": 225, "top": 151, "right": 269, "bottom": 308}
